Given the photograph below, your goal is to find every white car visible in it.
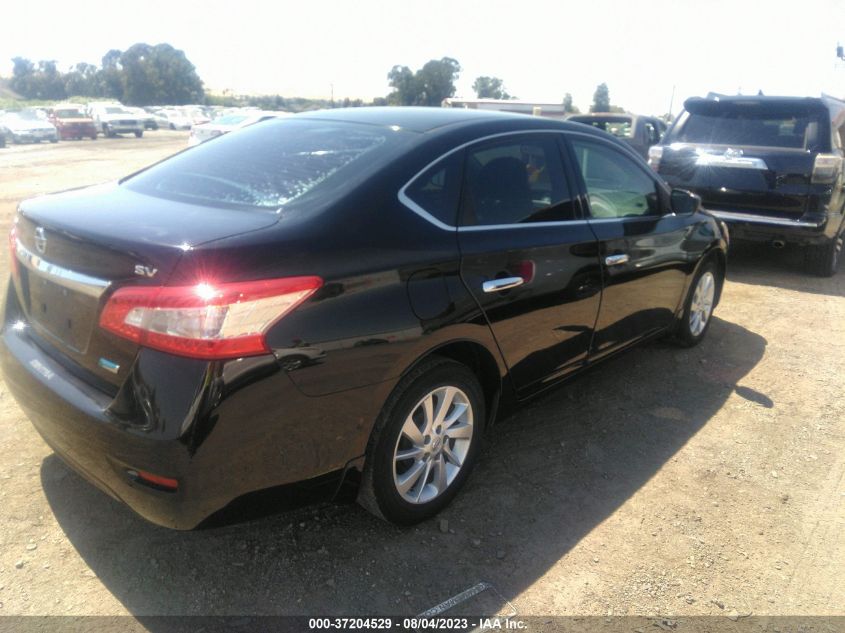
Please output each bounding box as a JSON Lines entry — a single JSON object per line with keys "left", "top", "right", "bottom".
{"left": 157, "top": 109, "right": 194, "bottom": 130}
{"left": 1, "top": 111, "right": 59, "bottom": 144}
{"left": 188, "top": 111, "right": 289, "bottom": 146}
{"left": 87, "top": 103, "right": 144, "bottom": 138}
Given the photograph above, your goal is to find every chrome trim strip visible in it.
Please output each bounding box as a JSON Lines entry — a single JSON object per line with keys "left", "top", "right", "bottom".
{"left": 15, "top": 239, "right": 111, "bottom": 298}
{"left": 707, "top": 210, "right": 824, "bottom": 229}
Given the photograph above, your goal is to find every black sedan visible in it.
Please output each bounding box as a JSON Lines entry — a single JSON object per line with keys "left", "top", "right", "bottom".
{"left": 1, "top": 108, "right": 728, "bottom": 528}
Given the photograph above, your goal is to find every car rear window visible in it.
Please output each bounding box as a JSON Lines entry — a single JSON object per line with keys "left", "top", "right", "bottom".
{"left": 570, "top": 116, "right": 634, "bottom": 138}
{"left": 676, "top": 105, "right": 825, "bottom": 149}
{"left": 124, "top": 118, "right": 414, "bottom": 211}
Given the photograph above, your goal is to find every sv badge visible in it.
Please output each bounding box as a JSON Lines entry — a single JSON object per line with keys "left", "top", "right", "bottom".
{"left": 134, "top": 264, "right": 158, "bottom": 278}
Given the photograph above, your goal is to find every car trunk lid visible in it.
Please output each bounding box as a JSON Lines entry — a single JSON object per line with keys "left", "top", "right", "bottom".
{"left": 11, "top": 183, "right": 280, "bottom": 390}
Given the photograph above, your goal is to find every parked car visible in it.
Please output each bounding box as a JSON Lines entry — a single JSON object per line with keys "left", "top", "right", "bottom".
{"left": 126, "top": 107, "right": 159, "bottom": 131}
{"left": 157, "top": 108, "right": 193, "bottom": 130}
{"left": 87, "top": 103, "right": 144, "bottom": 138}
{"left": 651, "top": 95, "right": 845, "bottom": 276}
{"left": 568, "top": 113, "right": 666, "bottom": 159}
{"left": 46, "top": 104, "right": 98, "bottom": 140}
{"left": 0, "top": 108, "right": 727, "bottom": 529}
{"left": 0, "top": 110, "right": 59, "bottom": 144}
{"left": 188, "top": 111, "right": 289, "bottom": 146}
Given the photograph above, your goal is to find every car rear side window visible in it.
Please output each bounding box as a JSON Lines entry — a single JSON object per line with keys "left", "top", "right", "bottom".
{"left": 460, "top": 135, "right": 575, "bottom": 226}
{"left": 571, "top": 138, "right": 660, "bottom": 219}
{"left": 125, "top": 119, "right": 411, "bottom": 211}
{"left": 676, "top": 109, "right": 824, "bottom": 150}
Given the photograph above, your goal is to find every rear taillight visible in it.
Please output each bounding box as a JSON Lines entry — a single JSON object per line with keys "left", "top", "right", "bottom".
{"left": 647, "top": 145, "right": 663, "bottom": 172}
{"left": 811, "top": 153, "right": 843, "bottom": 184}
{"left": 99, "top": 276, "right": 322, "bottom": 359}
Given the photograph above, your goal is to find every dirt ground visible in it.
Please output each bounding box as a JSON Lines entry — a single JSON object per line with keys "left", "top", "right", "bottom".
{"left": 0, "top": 132, "right": 842, "bottom": 622}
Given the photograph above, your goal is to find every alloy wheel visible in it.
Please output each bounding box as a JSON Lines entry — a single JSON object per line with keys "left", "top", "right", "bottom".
{"left": 392, "top": 386, "right": 473, "bottom": 505}
{"left": 689, "top": 271, "right": 715, "bottom": 337}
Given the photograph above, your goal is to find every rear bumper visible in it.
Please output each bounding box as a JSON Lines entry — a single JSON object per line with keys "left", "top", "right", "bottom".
{"left": 0, "top": 299, "right": 382, "bottom": 529}
{"left": 707, "top": 208, "right": 837, "bottom": 245}
{"left": 57, "top": 125, "right": 97, "bottom": 139}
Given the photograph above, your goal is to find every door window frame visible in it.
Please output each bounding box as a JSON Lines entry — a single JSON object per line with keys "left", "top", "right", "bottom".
{"left": 398, "top": 130, "right": 592, "bottom": 232}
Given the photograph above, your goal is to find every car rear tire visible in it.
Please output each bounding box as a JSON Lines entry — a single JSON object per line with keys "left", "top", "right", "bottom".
{"left": 675, "top": 259, "right": 720, "bottom": 347}
{"left": 358, "top": 357, "right": 485, "bottom": 525}
{"left": 134, "top": 130, "right": 143, "bottom": 138}
{"left": 803, "top": 235, "right": 842, "bottom": 277}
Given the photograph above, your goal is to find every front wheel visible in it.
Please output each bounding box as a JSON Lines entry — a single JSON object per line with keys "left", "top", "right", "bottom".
{"left": 134, "top": 130, "right": 143, "bottom": 138}
{"left": 358, "top": 357, "right": 485, "bottom": 525}
{"left": 675, "top": 260, "right": 720, "bottom": 347}
{"left": 804, "top": 235, "right": 842, "bottom": 277}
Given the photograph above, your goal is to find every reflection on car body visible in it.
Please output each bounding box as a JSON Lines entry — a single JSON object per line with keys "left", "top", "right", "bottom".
{"left": 1, "top": 107, "right": 727, "bottom": 529}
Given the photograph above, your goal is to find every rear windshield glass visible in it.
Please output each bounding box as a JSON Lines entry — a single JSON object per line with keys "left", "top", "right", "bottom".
{"left": 676, "top": 107, "right": 825, "bottom": 149}
{"left": 570, "top": 117, "right": 633, "bottom": 138}
{"left": 124, "top": 118, "right": 412, "bottom": 210}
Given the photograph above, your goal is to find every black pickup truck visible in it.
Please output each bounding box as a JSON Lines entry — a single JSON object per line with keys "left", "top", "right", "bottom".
{"left": 649, "top": 95, "right": 845, "bottom": 276}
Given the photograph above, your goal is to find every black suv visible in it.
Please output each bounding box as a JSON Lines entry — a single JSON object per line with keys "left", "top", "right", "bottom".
{"left": 650, "top": 95, "right": 845, "bottom": 276}
{"left": 1, "top": 108, "right": 727, "bottom": 528}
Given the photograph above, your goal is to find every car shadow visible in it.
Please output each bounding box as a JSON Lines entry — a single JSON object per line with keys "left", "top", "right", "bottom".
{"left": 40, "top": 316, "right": 766, "bottom": 621}
{"left": 727, "top": 241, "right": 845, "bottom": 297}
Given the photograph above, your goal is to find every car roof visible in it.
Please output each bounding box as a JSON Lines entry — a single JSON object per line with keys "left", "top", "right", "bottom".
{"left": 293, "top": 106, "right": 621, "bottom": 138}
{"left": 295, "top": 106, "right": 550, "bottom": 133}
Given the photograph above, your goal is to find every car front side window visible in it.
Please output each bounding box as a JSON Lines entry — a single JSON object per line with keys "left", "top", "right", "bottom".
{"left": 570, "top": 138, "right": 661, "bottom": 219}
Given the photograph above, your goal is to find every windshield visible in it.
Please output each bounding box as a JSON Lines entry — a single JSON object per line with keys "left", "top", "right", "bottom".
{"left": 19, "top": 110, "right": 42, "bottom": 120}
{"left": 105, "top": 107, "right": 128, "bottom": 114}
{"left": 676, "top": 106, "right": 825, "bottom": 149}
{"left": 571, "top": 116, "right": 633, "bottom": 138}
{"left": 56, "top": 109, "right": 85, "bottom": 118}
{"left": 213, "top": 114, "right": 250, "bottom": 126}
{"left": 125, "top": 118, "right": 413, "bottom": 210}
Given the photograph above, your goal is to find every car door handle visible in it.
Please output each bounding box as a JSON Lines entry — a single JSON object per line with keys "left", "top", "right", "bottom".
{"left": 604, "top": 254, "right": 630, "bottom": 267}
{"left": 482, "top": 277, "right": 525, "bottom": 293}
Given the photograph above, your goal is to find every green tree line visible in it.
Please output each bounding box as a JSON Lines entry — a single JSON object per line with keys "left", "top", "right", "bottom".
{"left": 10, "top": 43, "right": 204, "bottom": 105}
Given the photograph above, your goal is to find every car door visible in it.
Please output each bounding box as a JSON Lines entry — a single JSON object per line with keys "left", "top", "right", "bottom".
{"left": 457, "top": 132, "right": 602, "bottom": 396}
{"left": 565, "top": 132, "right": 690, "bottom": 360}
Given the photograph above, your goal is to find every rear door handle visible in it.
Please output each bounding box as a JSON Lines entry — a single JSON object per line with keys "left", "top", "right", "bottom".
{"left": 604, "top": 254, "right": 630, "bottom": 267}
{"left": 482, "top": 276, "right": 525, "bottom": 293}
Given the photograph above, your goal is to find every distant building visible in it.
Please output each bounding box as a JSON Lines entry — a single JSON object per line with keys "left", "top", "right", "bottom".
{"left": 442, "top": 98, "right": 568, "bottom": 120}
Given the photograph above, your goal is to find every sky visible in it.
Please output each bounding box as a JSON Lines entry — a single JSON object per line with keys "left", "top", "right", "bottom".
{"left": 2, "top": 0, "right": 845, "bottom": 115}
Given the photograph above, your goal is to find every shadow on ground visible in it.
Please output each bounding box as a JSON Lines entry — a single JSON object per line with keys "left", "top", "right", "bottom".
{"left": 41, "top": 317, "right": 765, "bottom": 621}
{"left": 727, "top": 241, "right": 845, "bottom": 297}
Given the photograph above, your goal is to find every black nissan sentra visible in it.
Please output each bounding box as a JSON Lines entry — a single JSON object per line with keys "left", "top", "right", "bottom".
{"left": 1, "top": 108, "right": 728, "bottom": 528}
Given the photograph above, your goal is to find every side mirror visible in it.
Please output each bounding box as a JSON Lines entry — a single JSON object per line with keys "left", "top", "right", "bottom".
{"left": 670, "top": 188, "right": 702, "bottom": 215}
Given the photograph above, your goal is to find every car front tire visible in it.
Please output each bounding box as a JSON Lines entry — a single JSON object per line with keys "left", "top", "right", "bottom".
{"left": 358, "top": 357, "right": 485, "bottom": 525}
{"left": 134, "top": 130, "right": 143, "bottom": 138}
{"left": 675, "top": 259, "right": 720, "bottom": 347}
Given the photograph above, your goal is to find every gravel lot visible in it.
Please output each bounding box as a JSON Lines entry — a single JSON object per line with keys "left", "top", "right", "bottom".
{"left": 0, "top": 132, "right": 842, "bottom": 621}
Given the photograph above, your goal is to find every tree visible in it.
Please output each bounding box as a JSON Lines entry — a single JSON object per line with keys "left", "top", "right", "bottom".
{"left": 416, "top": 57, "right": 461, "bottom": 106}
{"left": 591, "top": 83, "right": 611, "bottom": 113}
{"left": 119, "top": 43, "right": 204, "bottom": 105}
{"left": 562, "top": 93, "right": 579, "bottom": 114}
{"left": 9, "top": 57, "right": 35, "bottom": 96}
{"left": 387, "top": 65, "right": 418, "bottom": 106}
{"left": 472, "top": 76, "right": 512, "bottom": 100}
{"left": 387, "top": 57, "right": 461, "bottom": 106}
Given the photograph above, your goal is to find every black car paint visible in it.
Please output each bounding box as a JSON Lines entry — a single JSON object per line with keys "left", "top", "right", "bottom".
{"left": 656, "top": 96, "right": 845, "bottom": 247}
{"left": 0, "top": 108, "right": 727, "bottom": 528}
